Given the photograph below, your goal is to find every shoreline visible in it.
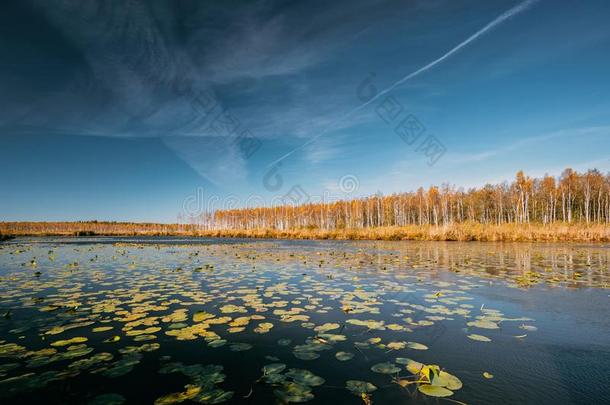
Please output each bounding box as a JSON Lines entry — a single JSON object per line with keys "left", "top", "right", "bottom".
{"left": 2, "top": 222, "right": 610, "bottom": 243}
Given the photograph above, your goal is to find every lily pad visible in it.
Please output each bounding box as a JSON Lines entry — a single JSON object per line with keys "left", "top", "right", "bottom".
{"left": 397, "top": 358, "right": 424, "bottom": 374}
{"left": 467, "top": 320, "right": 499, "bottom": 330}
{"left": 345, "top": 380, "right": 377, "bottom": 394}
{"left": 194, "top": 388, "right": 234, "bottom": 404}
{"left": 387, "top": 341, "right": 407, "bottom": 350}
{"left": 263, "top": 363, "right": 286, "bottom": 375}
{"left": 92, "top": 326, "right": 114, "bottom": 333}
{"left": 285, "top": 369, "right": 325, "bottom": 386}
{"left": 229, "top": 343, "right": 253, "bottom": 352}
{"left": 335, "top": 351, "right": 354, "bottom": 361}
{"left": 293, "top": 351, "right": 319, "bottom": 361}
{"left": 435, "top": 371, "right": 463, "bottom": 390}
{"left": 274, "top": 382, "right": 314, "bottom": 403}
{"left": 407, "top": 342, "right": 428, "bottom": 350}
{"left": 193, "top": 311, "right": 215, "bottom": 322}
{"left": 208, "top": 339, "right": 227, "bottom": 348}
{"left": 313, "top": 323, "right": 340, "bottom": 333}
{"left": 277, "top": 338, "right": 292, "bottom": 346}
{"left": 371, "top": 362, "right": 401, "bottom": 374}
{"left": 418, "top": 384, "right": 453, "bottom": 397}
{"left": 467, "top": 334, "right": 491, "bottom": 342}
{"left": 51, "top": 337, "right": 88, "bottom": 347}
{"left": 264, "top": 373, "right": 287, "bottom": 384}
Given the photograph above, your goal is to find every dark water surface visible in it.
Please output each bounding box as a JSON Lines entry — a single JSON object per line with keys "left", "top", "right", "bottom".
{"left": 0, "top": 237, "right": 608, "bottom": 404}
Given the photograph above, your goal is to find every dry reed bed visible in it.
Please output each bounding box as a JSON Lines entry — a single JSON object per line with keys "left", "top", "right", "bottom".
{"left": 2, "top": 222, "right": 610, "bottom": 242}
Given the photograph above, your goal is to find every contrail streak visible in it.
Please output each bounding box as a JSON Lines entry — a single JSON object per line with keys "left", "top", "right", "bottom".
{"left": 267, "top": 0, "right": 540, "bottom": 167}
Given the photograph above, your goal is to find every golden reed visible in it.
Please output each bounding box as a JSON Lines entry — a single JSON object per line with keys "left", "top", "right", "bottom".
{"left": 2, "top": 222, "right": 610, "bottom": 242}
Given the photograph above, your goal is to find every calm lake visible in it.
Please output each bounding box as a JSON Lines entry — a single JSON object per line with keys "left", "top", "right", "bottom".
{"left": 0, "top": 237, "right": 608, "bottom": 404}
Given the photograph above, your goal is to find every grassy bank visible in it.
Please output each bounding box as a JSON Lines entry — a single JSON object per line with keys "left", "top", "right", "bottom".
{"left": 2, "top": 222, "right": 610, "bottom": 242}
{"left": 198, "top": 223, "right": 610, "bottom": 242}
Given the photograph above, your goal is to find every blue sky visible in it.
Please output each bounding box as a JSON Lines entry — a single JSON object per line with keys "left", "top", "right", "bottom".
{"left": 1, "top": 0, "right": 610, "bottom": 222}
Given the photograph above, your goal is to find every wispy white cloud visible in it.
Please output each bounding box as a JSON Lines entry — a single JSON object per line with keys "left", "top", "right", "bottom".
{"left": 445, "top": 125, "right": 610, "bottom": 164}
{"left": 199, "top": 14, "right": 323, "bottom": 83}
{"left": 303, "top": 136, "right": 342, "bottom": 164}
{"left": 362, "top": 125, "right": 610, "bottom": 194}
{"left": 162, "top": 136, "right": 248, "bottom": 186}
{"left": 7, "top": 0, "right": 403, "bottom": 184}
{"left": 268, "top": 0, "right": 541, "bottom": 166}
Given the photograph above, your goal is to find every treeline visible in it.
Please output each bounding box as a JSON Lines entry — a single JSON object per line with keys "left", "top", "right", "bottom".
{"left": 199, "top": 168, "right": 610, "bottom": 230}
{"left": 4, "top": 168, "right": 610, "bottom": 242}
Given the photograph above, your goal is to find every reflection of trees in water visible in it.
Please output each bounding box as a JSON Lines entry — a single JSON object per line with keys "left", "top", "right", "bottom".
{"left": 366, "top": 241, "right": 609, "bottom": 288}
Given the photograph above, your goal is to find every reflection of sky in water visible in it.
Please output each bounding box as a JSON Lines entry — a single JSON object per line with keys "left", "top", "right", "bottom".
{"left": 0, "top": 238, "right": 608, "bottom": 404}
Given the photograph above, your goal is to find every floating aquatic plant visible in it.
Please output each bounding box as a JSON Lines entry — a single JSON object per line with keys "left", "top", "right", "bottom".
{"left": 0, "top": 240, "right": 561, "bottom": 403}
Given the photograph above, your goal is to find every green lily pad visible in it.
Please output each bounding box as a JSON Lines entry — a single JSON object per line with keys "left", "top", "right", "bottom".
{"left": 285, "top": 369, "right": 325, "bottom": 386}
{"left": 293, "top": 351, "right": 319, "bottom": 360}
{"left": 371, "top": 362, "right": 401, "bottom": 374}
{"left": 264, "top": 373, "right": 287, "bottom": 384}
{"left": 345, "top": 380, "right": 377, "bottom": 394}
{"left": 263, "top": 363, "right": 286, "bottom": 375}
{"left": 208, "top": 339, "right": 227, "bottom": 348}
{"left": 335, "top": 351, "right": 354, "bottom": 361}
{"left": 229, "top": 343, "right": 252, "bottom": 352}
{"left": 274, "top": 382, "right": 314, "bottom": 403}
{"left": 277, "top": 338, "right": 292, "bottom": 346}
{"left": 194, "top": 388, "right": 234, "bottom": 404}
